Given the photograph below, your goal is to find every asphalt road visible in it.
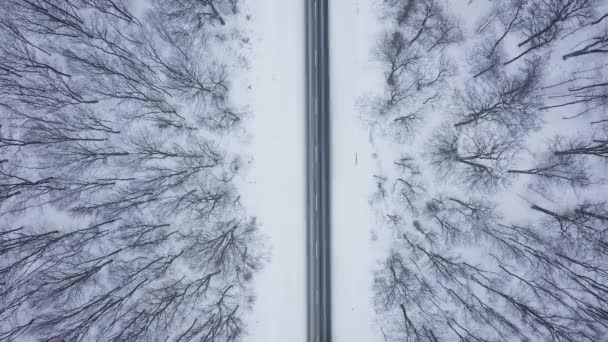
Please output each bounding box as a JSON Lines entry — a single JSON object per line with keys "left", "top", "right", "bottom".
{"left": 306, "top": 0, "right": 331, "bottom": 341}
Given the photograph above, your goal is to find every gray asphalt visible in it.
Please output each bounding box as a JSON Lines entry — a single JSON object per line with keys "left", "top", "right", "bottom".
{"left": 306, "top": 0, "right": 331, "bottom": 341}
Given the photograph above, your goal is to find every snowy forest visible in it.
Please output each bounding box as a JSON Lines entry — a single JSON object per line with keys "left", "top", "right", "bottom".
{"left": 3, "top": 0, "right": 608, "bottom": 341}
{"left": 367, "top": 0, "right": 608, "bottom": 341}
{"left": 0, "top": 0, "right": 264, "bottom": 341}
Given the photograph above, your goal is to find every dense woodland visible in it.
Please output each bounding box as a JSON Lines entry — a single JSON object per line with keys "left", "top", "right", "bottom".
{"left": 0, "top": 1, "right": 262, "bottom": 341}
{"left": 368, "top": 0, "right": 608, "bottom": 341}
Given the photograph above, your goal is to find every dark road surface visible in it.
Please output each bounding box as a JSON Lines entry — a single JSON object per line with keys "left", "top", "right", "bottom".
{"left": 306, "top": 0, "right": 331, "bottom": 341}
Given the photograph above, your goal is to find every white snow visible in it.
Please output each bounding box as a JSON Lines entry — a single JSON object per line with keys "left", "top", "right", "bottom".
{"left": 330, "top": 1, "right": 384, "bottom": 341}
{"left": 240, "top": 1, "right": 307, "bottom": 341}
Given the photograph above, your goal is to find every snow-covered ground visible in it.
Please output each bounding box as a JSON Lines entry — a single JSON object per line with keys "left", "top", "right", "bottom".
{"left": 330, "top": 1, "right": 384, "bottom": 341}
{"left": 240, "top": 1, "right": 307, "bottom": 341}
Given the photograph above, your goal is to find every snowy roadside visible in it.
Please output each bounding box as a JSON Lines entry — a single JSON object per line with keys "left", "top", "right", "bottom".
{"left": 237, "top": 1, "right": 307, "bottom": 341}
{"left": 330, "top": 0, "right": 385, "bottom": 341}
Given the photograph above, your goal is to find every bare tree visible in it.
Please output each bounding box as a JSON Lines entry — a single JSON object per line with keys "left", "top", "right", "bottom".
{"left": 470, "top": 0, "right": 600, "bottom": 80}
{"left": 423, "top": 196, "right": 500, "bottom": 243}
{"left": 384, "top": 0, "right": 462, "bottom": 51}
{"left": 428, "top": 125, "right": 519, "bottom": 191}
{"left": 470, "top": 0, "right": 526, "bottom": 78}
{"left": 391, "top": 157, "right": 427, "bottom": 213}
{"left": 552, "top": 129, "right": 608, "bottom": 159}
{"left": 453, "top": 57, "right": 544, "bottom": 134}
{"left": 563, "top": 29, "right": 608, "bottom": 60}
{"left": 542, "top": 65, "right": 608, "bottom": 120}
{"left": 538, "top": 11, "right": 608, "bottom": 120}
{"left": 507, "top": 137, "right": 594, "bottom": 188}
{"left": 531, "top": 201, "right": 608, "bottom": 252}
{"left": 365, "top": 0, "right": 460, "bottom": 136}
{"left": 505, "top": 0, "right": 597, "bottom": 65}
{"left": 468, "top": 0, "right": 608, "bottom": 121}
